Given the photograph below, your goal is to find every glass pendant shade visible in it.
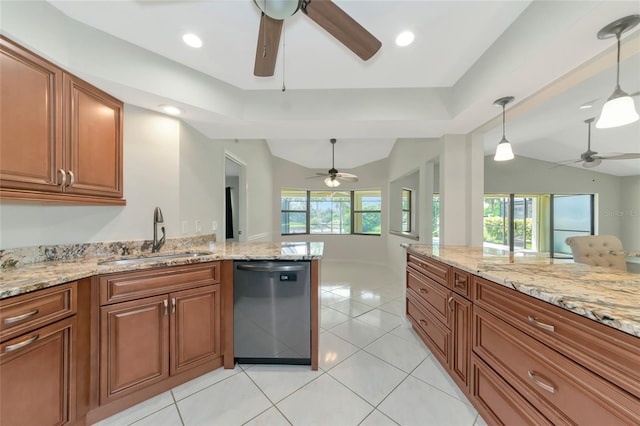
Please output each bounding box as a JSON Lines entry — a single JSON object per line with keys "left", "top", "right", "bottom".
{"left": 254, "top": 0, "right": 299, "bottom": 19}
{"left": 596, "top": 89, "right": 639, "bottom": 128}
{"left": 494, "top": 137, "right": 514, "bottom": 161}
{"left": 324, "top": 176, "right": 340, "bottom": 187}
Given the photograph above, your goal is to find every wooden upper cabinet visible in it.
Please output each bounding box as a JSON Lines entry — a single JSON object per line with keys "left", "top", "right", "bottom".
{"left": 64, "top": 73, "right": 123, "bottom": 198}
{"left": 0, "top": 36, "right": 124, "bottom": 205}
{"left": 0, "top": 36, "right": 63, "bottom": 192}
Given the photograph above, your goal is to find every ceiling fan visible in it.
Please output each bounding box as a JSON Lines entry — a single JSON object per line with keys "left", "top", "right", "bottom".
{"left": 309, "top": 138, "right": 358, "bottom": 187}
{"left": 253, "top": 0, "right": 381, "bottom": 77}
{"left": 560, "top": 117, "right": 640, "bottom": 168}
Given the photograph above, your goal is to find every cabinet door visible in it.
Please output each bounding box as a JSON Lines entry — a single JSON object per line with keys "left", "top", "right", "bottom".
{"left": 449, "top": 292, "right": 472, "bottom": 393}
{"left": 171, "top": 285, "right": 221, "bottom": 375}
{"left": 64, "top": 73, "right": 123, "bottom": 198}
{"left": 100, "top": 295, "right": 169, "bottom": 404}
{"left": 0, "top": 36, "right": 63, "bottom": 192}
{"left": 0, "top": 317, "right": 75, "bottom": 426}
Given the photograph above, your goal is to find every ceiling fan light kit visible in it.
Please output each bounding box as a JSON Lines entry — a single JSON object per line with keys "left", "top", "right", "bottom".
{"left": 324, "top": 176, "right": 340, "bottom": 187}
{"left": 493, "top": 96, "right": 515, "bottom": 161}
{"left": 306, "top": 138, "right": 359, "bottom": 187}
{"left": 595, "top": 14, "right": 640, "bottom": 129}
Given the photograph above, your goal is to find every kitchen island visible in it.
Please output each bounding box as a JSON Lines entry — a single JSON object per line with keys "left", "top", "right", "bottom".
{"left": 403, "top": 244, "right": 640, "bottom": 425}
{"left": 0, "top": 237, "right": 322, "bottom": 425}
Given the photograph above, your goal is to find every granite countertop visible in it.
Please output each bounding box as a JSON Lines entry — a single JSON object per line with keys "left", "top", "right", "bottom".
{"left": 0, "top": 239, "right": 323, "bottom": 300}
{"left": 404, "top": 244, "right": 640, "bottom": 338}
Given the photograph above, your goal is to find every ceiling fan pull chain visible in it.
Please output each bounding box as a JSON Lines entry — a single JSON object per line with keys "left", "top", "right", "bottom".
{"left": 282, "top": 20, "right": 286, "bottom": 92}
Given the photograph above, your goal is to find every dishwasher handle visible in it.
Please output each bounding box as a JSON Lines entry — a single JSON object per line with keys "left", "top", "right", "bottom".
{"left": 236, "top": 263, "right": 307, "bottom": 273}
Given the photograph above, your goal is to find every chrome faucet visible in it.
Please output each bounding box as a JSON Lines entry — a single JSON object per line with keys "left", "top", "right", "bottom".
{"left": 152, "top": 207, "right": 165, "bottom": 253}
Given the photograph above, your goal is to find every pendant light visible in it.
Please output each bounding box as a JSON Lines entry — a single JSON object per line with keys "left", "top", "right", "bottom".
{"left": 493, "top": 96, "right": 515, "bottom": 161}
{"left": 595, "top": 15, "right": 640, "bottom": 129}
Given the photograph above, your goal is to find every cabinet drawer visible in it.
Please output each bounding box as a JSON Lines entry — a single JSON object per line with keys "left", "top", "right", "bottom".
{"left": 473, "top": 275, "right": 640, "bottom": 399}
{"left": 471, "top": 354, "right": 551, "bottom": 426}
{"left": 407, "top": 253, "right": 449, "bottom": 286}
{"left": 0, "top": 283, "right": 77, "bottom": 342}
{"left": 99, "top": 262, "right": 220, "bottom": 305}
{"left": 451, "top": 268, "right": 470, "bottom": 298}
{"left": 474, "top": 307, "right": 640, "bottom": 425}
{"left": 407, "top": 269, "right": 449, "bottom": 325}
{"left": 406, "top": 295, "right": 450, "bottom": 365}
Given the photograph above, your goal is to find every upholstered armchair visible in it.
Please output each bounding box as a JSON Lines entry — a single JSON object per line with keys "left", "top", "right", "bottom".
{"left": 565, "top": 235, "right": 627, "bottom": 271}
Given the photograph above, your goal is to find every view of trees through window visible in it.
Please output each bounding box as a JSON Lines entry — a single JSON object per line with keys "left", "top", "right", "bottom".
{"left": 483, "top": 193, "right": 593, "bottom": 257}
{"left": 281, "top": 189, "right": 381, "bottom": 235}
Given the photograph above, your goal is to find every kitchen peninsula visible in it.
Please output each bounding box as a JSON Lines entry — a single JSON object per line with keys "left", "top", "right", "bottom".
{"left": 403, "top": 244, "right": 640, "bottom": 425}
{"left": 0, "top": 237, "right": 322, "bottom": 425}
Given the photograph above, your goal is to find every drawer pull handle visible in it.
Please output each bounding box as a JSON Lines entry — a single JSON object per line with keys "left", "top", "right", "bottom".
{"left": 4, "top": 334, "right": 39, "bottom": 353}
{"left": 454, "top": 279, "right": 465, "bottom": 288}
{"left": 171, "top": 298, "right": 176, "bottom": 314}
{"left": 448, "top": 296, "right": 454, "bottom": 311}
{"left": 4, "top": 309, "right": 39, "bottom": 325}
{"left": 419, "top": 319, "right": 428, "bottom": 327}
{"left": 527, "top": 315, "right": 555, "bottom": 332}
{"left": 67, "top": 170, "right": 75, "bottom": 188}
{"left": 163, "top": 300, "right": 168, "bottom": 316}
{"left": 419, "top": 288, "right": 428, "bottom": 294}
{"left": 527, "top": 370, "right": 556, "bottom": 394}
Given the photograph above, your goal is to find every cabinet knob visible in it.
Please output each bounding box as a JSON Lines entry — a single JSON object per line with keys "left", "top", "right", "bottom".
{"left": 418, "top": 288, "right": 428, "bottom": 294}
{"left": 419, "top": 319, "right": 428, "bottom": 327}
{"left": 454, "top": 279, "right": 465, "bottom": 288}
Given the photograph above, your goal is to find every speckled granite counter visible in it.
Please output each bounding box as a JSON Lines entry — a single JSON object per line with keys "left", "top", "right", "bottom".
{"left": 404, "top": 244, "right": 640, "bottom": 338}
{"left": 0, "top": 238, "right": 323, "bottom": 300}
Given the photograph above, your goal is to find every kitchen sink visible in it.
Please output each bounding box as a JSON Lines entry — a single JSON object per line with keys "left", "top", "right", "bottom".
{"left": 98, "top": 252, "right": 212, "bottom": 266}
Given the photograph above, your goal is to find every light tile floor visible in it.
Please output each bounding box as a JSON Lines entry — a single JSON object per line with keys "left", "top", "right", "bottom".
{"left": 95, "top": 261, "right": 487, "bottom": 426}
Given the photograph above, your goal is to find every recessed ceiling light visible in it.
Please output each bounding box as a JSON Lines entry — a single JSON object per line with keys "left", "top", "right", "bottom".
{"left": 182, "top": 33, "right": 203, "bottom": 48}
{"left": 395, "top": 31, "right": 415, "bottom": 47}
{"left": 160, "top": 105, "right": 182, "bottom": 115}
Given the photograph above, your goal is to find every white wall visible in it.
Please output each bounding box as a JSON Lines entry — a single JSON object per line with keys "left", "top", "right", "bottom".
{"left": 0, "top": 105, "right": 222, "bottom": 248}
{"left": 484, "top": 155, "right": 630, "bottom": 245}
{"left": 620, "top": 175, "right": 640, "bottom": 251}
{"left": 272, "top": 156, "right": 388, "bottom": 263}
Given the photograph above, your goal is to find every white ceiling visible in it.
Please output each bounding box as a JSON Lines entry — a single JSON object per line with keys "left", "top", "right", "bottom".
{"left": 24, "top": 1, "right": 640, "bottom": 175}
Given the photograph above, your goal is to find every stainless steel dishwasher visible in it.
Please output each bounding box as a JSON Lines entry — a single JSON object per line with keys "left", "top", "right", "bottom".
{"left": 233, "top": 260, "right": 311, "bottom": 364}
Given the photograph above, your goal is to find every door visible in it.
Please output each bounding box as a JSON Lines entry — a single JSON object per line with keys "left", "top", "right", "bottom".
{"left": 171, "top": 285, "right": 221, "bottom": 375}
{"left": 100, "top": 295, "right": 169, "bottom": 403}
{"left": 551, "top": 194, "right": 594, "bottom": 257}
{"left": 0, "top": 317, "right": 75, "bottom": 426}
{"left": 64, "top": 73, "right": 123, "bottom": 198}
{"left": 224, "top": 154, "right": 247, "bottom": 242}
{"left": 0, "top": 36, "right": 63, "bottom": 192}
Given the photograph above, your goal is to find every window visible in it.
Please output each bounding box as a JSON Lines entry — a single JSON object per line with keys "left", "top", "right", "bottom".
{"left": 281, "top": 189, "right": 307, "bottom": 234}
{"left": 432, "top": 194, "right": 440, "bottom": 244}
{"left": 401, "top": 189, "right": 411, "bottom": 232}
{"left": 281, "top": 189, "right": 381, "bottom": 235}
{"left": 354, "top": 190, "right": 382, "bottom": 235}
{"left": 483, "top": 193, "right": 593, "bottom": 257}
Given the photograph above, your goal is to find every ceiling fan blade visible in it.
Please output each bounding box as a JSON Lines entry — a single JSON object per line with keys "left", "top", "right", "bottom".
{"left": 336, "top": 172, "right": 357, "bottom": 178}
{"left": 301, "top": 0, "right": 381, "bottom": 61}
{"left": 600, "top": 153, "right": 640, "bottom": 160}
{"left": 337, "top": 175, "right": 358, "bottom": 182}
{"left": 254, "top": 13, "right": 283, "bottom": 77}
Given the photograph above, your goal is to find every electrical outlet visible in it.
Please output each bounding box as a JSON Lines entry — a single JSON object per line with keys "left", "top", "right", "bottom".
{"left": 195, "top": 220, "right": 202, "bottom": 233}
{"left": 181, "top": 221, "right": 188, "bottom": 234}
{"left": 212, "top": 221, "right": 218, "bottom": 231}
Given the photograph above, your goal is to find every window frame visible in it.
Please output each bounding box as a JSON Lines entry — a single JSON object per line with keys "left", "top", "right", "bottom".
{"left": 401, "top": 188, "right": 412, "bottom": 233}
{"left": 280, "top": 188, "right": 382, "bottom": 236}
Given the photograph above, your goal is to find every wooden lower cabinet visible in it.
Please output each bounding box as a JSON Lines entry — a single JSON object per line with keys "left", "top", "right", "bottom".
{"left": 90, "top": 263, "right": 224, "bottom": 423}
{"left": 0, "top": 317, "right": 76, "bottom": 426}
{"left": 100, "top": 295, "right": 169, "bottom": 404}
{"left": 171, "top": 285, "right": 221, "bottom": 375}
{"left": 406, "top": 249, "right": 640, "bottom": 426}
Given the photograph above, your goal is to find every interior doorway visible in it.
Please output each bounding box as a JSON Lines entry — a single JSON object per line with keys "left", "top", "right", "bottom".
{"left": 224, "top": 154, "right": 247, "bottom": 243}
